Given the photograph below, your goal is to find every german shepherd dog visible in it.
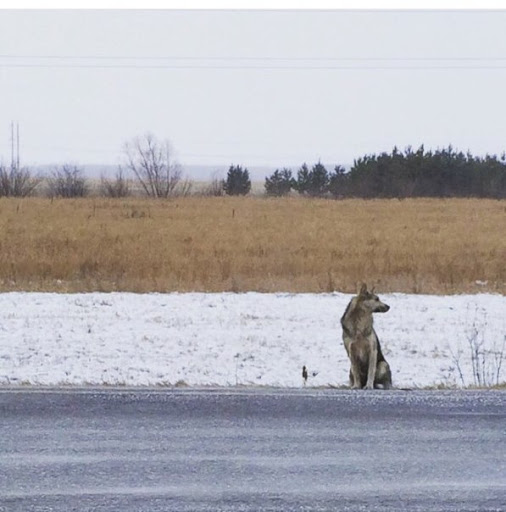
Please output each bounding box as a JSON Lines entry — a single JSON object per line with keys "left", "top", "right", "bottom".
{"left": 341, "top": 284, "right": 392, "bottom": 389}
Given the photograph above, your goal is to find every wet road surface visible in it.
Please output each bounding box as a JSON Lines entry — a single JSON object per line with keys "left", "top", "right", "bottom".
{"left": 1, "top": 388, "right": 505, "bottom": 511}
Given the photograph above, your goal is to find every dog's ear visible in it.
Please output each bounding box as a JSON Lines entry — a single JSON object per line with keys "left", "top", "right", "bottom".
{"left": 371, "top": 285, "right": 376, "bottom": 294}
{"left": 359, "top": 283, "right": 367, "bottom": 296}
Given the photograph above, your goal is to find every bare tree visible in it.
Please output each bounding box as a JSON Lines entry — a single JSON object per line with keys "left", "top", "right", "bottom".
{"left": 202, "top": 171, "right": 225, "bottom": 197}
{"left": 47, "top": 164, "right": 88, "bottom": 198}
{"left": 174, "top": 177, "right": 194, "bottom": 197}
{"left": 123, "top": 133, "right": 183, "bottom": 198}
{"left": 0, "top": 163, "right": 41, "bottom": 197}
{"left": 100, "top": 167, "right": 131, "bottom": 198}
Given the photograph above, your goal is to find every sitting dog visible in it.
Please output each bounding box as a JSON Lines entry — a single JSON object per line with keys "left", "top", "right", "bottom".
{"left": 341, "top": 284, "right": 392, "bottom": 389}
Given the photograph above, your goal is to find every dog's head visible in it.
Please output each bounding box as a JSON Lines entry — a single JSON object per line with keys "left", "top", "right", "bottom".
{"left": 357, "top": 283, "right": 390, "bottom": 313}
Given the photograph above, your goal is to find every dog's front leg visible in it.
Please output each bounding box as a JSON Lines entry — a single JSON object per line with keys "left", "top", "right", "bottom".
{"left": 365, "top": 337, "right": 377, "bottom": 390}
{"left": 350, "top": 365, "right": 361, "bottom": 389}
{"left": 349, "top": 343, "right": 362, "bottom": 389}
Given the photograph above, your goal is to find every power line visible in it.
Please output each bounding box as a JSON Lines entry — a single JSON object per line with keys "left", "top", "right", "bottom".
{"left": 4, "top": 63, "right": 506, "bottom": 70}
{"left": 3, "top": 54, "right": 506, "bottom": 61}
{"left": 3, "top": 55, "right": 506, "bottom": 70}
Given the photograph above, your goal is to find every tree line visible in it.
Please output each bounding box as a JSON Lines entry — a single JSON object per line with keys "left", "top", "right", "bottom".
{"left": 263, "top": 146, "right": 506, "bottom": 199}
{"left": 1, "top": 135, "right": 506, "bottom": 199}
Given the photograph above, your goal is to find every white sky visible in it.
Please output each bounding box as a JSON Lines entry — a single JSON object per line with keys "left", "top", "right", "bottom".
{"left": 2, "top": 8, "right": 506, "bottom": 170}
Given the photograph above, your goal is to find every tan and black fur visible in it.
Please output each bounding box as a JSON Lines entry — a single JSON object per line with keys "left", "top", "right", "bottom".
{"left": 341, "top": 284, "right": 392, "bottom": 389}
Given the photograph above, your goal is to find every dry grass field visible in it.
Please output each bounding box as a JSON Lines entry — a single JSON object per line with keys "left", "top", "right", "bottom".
{"left": 0, "top": 197, "right": 504, "bottom": 294}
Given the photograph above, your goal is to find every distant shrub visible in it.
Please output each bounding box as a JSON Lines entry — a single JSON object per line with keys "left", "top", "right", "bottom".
{"left": 48, "top": 164, "right": 88, "bottom": 198}
{"left": 0, "top": 164, "right": 41, "bottom": 197}
{"left": 100, "top": 168, "right": 131, "bottom": 198}
{"left": 202, "top": 172, "right": 225, "bottom": 197}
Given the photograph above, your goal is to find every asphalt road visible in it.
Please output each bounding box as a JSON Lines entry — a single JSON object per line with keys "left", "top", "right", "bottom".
{"left": 1, "top": 388, "right": 505, "bottom": 512}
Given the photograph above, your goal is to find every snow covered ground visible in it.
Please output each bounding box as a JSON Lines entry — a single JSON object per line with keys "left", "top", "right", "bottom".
{"left": 0, "top": 292, "right": 505, "bottom": 389}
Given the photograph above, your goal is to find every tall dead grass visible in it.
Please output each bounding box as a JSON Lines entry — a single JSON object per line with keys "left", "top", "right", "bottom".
{"left": 0, "top": 197, "right": 504, "bottom": 294}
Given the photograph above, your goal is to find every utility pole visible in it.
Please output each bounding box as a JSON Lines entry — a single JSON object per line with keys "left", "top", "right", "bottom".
{"left": 9, "top": 121, "right": 20, "bottom": 170}
{"left": 16, "top": 122, "right": 20, "bottom": 171}
{"left": 10, "top": 121, "right": 14, "bottom": 170}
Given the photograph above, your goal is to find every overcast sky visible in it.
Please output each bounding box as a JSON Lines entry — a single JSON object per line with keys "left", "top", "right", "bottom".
{"left": 2, "top": 9, "right": 506, "bottom": 174}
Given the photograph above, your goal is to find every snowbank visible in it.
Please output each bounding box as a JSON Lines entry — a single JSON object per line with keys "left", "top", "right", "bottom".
{"left": 0, "top": 292, "right": 504, "bottom": 388}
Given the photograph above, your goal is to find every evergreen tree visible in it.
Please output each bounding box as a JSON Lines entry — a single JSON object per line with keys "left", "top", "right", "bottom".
{"left": 343, "top": 145, "right": 506, "bottom": 199}
{"left": 293, "top": 163, "right": 311, "bottom": 195}
{"left": 308, "top": 162, "right": 329, "bottom": 196}
{"left": 223, "top": 165, "right": 251, "bottom": 196}
{"left": 293, "top": 162, "right": 329, "bottom": 197}
{"left": 328, "top": 165, "right": 348, "bottom": 197}
{"left": 264, "top": 168, "right": 293, "bottom": 196}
